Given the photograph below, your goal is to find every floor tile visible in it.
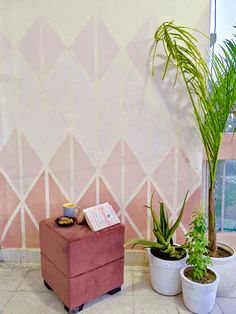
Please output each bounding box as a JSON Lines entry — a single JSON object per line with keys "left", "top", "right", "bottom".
{"left": 0, "top": 267, "right": 28, "bottom": 291}
{"left": 122, "top": 270, "right": 133, "bottom": 295}
{"left": 46, "top": 294, "right": 66, "bottom": 313}
{"left": 217, "top": 297, "right": 236, "bottom": 314}
{"left": 0, "top": 291, "right": 13, "bottom": 312}
{"left": 17, "top": 269, "right": 46, "bottom": 292}
{"left": 134, "top": 294, "right": 177, "bottom": 314}
{"left": 3, "top": 291, "right": 52, "bottom": 314}
{"left": 133, "top": 271, "right": 156, "bottom": 296}
{"left": 83, "top": 294, "right": 134, "bottom": 314}
{"left": 175, "top": 294, "right": 223, "bottom": 314}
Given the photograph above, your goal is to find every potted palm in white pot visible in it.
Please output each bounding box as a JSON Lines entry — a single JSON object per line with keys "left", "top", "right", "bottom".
{"left": 151, "top": 21, "right": 236, "bottom": 296}
{"left": 126, "top": 191, "right": 188, "bottom": 296}
{"left": 181, "top": 210, "right": 219, "bottom": 314}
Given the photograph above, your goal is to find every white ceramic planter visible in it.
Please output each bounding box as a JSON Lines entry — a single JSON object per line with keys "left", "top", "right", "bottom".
{"left": 180, "top": 266, "right": 219, "bottom": 314}
{"left": 210, "top": 242, "right": 236, "bottom": 297}
{"left": 147, "top": 248, "right": 187, "bottom": 295}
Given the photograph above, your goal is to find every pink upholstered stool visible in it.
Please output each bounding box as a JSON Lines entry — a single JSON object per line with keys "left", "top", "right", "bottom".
{"left": 39, "top": 218, "right": 124, "bottom": 313}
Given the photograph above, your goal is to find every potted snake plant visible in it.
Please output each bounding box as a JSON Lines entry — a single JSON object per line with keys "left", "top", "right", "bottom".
{"left": 151, "top": 21, "right": 236, "bottom": 296}
{"left": 126, "top": 191, "right": 188, "bottom": 295}
{"left": 181, "top": 210, "right": 219, "bottom": 314}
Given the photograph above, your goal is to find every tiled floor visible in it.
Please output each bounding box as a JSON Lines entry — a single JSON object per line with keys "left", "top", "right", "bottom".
{"left": 0, "top": 262, "right": 235, "bottom": 314}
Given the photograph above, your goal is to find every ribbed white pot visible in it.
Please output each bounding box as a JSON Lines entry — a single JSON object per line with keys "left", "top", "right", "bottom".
{"left": 210, "top": 242, "right": 236, "bottom": 297}
{"left": 147, "top": 248, "right": 187, "bottom": 295}
{"left": 180, "top": 267, "right": 219, "bottom": 314}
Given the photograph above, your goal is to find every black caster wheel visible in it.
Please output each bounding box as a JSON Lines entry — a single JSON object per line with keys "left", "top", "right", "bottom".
{"left": 64, "top": 304, "right": 84, "bottom": 313}
{"left": 43, "top": 280, "right": 52, "bottom": 290}
{"left": 108, "top": 286, "right": 121, "bottom": 295}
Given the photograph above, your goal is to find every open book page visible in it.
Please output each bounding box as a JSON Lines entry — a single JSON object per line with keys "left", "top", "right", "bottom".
{"left": 83, "top": 202, "right": 120, "bottom": 231}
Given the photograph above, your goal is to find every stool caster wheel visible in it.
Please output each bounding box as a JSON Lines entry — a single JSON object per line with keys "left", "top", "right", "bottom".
{"left": 108, "top": 286, "right": 121, "bottom": 295}
{"left": 64, "top": 304, "right": 84, "bottom": 313}
{"left": 44, "top": 280, "right": 52, "bottom": 290}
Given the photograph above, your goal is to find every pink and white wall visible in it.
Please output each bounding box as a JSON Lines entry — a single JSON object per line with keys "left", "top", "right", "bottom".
{"left": 0, "top": 0, "right": 210, "bottom": 250}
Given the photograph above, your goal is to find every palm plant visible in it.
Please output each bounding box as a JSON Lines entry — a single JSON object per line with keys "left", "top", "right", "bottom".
{"left": 151, "top": 21, "right": 236, "bottom": 256}
{"left": 125, "top": 191, "right": 188, "bottom": 259}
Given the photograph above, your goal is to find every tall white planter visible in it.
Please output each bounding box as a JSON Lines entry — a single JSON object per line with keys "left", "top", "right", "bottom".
{"left": 147, "top": 248, "right": 187, "bottom": 295}
{"left": 180, "top": 267, "right": 219, "bottom": 314}
{"left": 211, "top": 242, "right": 236, "bottom": 297}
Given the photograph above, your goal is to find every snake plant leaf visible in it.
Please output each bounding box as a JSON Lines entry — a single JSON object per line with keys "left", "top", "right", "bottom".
{"left": 146, "top": 192, "right": 162, "bottom": 234}
{"left": 125, "top": 239, "right": 165, "bottom": 250}
{"left": 167, "top": 191, "right": 189, "bottom": 242}
{"left": 153, "top": 229, "right": 168, "bottom": 246}
{"left": 160, "top": 202, "right": 169, "bottom": 240}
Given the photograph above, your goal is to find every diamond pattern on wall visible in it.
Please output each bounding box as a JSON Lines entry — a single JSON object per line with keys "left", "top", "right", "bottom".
{"left": 45, "top": 54, "right": 93, "bottom": 115}
{"left": 25, "top": 211, "right": 39, "bottom": 248}
{"left": 0, "top": 129, "right": 20, "bottom": 194}
{"left": 48, "top": 174, "right": 67, "bottom": 217}
{"left": 0, "top": 3, "right": 207, "bottom": 249}
{"left": 78, "top": 180, "right": 96, "bottom": 209}
{"left": 177, "top": 149, "right": 200, "bottom": 206}
{"left": 73, "top": 137, "right": 95, "bottom": 199}
{"left": 176, "top": 187, "right": 201, "bottom": 244}
{"left": 126, "top": 182, "right": 147, "bottom": 238}
{"left": 126, "top": 22, "right": 149, "bottom": 79}
{"left": 49, "top": 136, "right": 71, "bottom": 198}
{"left": 152, "top": 148, "right": 199, "bottom": 209}
{"left": 100, "top": 179, "right": 120, "bottom": 216}
{"left": 124, "top": 142, "right": 146, "bottom": 201}
{"left": 25, "top": 172, "right": 46, "bottom": 223}
{"left": 19, "top": 17, "right": 64, "bottom": 75}
{"left": 21, "top": 134, "right": 42, "bottom": 196}
{"left": 0, "top": 172, "right": 19, "bottom": 243}
{"left": 101, "top": 141, "right": 122, "bottom": 201}
{"left": 0, "top": 32, "right": 10, "bottom": 61}
{"left": 101, "top": 141, "right": 146, "bottom": 203}
{"left": 49, "top": 136, "right": 94, "bottom": 200}
{"left": 2, "top": 211, "right": 22, "bottom": 248}
{"left": 125, "top": 218, "right": 140, "bottom": 244}
{"left": 72, "top": 18, "right": 119, "bottom": 80}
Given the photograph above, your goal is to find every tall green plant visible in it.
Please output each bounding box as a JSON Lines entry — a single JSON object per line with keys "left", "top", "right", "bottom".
{"left": 151, "top": 21, "right": 236, "bottom": 256}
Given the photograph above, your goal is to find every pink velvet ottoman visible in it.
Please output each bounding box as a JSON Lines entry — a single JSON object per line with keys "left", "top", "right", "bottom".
{"left": 39, "top": 218, "right": 124, "bottom": 313}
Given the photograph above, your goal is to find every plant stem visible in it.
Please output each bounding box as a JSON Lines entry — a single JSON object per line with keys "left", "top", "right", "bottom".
{"left": 208, "top": 186, "right": 217, "bottom": 256}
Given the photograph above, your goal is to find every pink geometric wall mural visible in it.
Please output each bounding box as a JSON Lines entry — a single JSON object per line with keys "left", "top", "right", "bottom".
{"left": 99, "top": 179, "right": 120, "bottom": 216}
{"left": 73, "top": 18, "right": 119, "bottom": 80}
{"left": 25, "top": 210, "right": 40, "bottom": 248}
{"left": 78, "top": 180, "right": 96, "bottom": 209}
{"left": 48, "top": 174, "right": 67, "bottom": 218}
{"left": 0, "top": 130, "right": 21, "bottom": 194}
{"left": 101, "top": 141, "right": 122, "bottom": 201}
{"left": 25, "top": 173, "right": 46, "bottom": 223}
{"left": 2, "top": 211, "right": 22, "bottom": 248}
{"left": 125, "top": 182, "right": 148, "bottom": 239}
{"left": 49, "top": 136, "right": 71, "bottom": 198}
{"left": 73, "top": 137, "right": 95, "bottom": 198}
{"left": 0, "top": 3, "right": 210, "bottom": 249}
{"left": 72, "top": 18, "right": 95, "bottom": 80}
{"left": 20, "top": 17, "right": 64, "bottom": 75}
{"left": 126, "top": 22, "right": 150, "bottom": 79}
{"left": 124, "top": 142, "right": 146, "bottom": 202}
{"left": 176, "top": 187, "right": 201, "bottom": 244}
{"left": 0, "top": 173, "right": 19, "bottom": 241}
{"left": 152, "top": 148, "right": 176, "bottom": 208}
{"left": 21, "top": 133, "right": 43, "bottom": 195}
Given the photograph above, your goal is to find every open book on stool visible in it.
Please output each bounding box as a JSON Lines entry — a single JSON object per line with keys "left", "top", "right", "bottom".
{"left": 78, "top": 202, "right": 120, "bottom": 232}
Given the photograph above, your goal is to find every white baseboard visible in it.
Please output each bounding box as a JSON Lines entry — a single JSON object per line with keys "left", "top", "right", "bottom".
{"left": 0, "top": 248, "right": 40, "bottom": 263}
{"left": 0, "top": 248, "right": 148, "bottom": 266}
